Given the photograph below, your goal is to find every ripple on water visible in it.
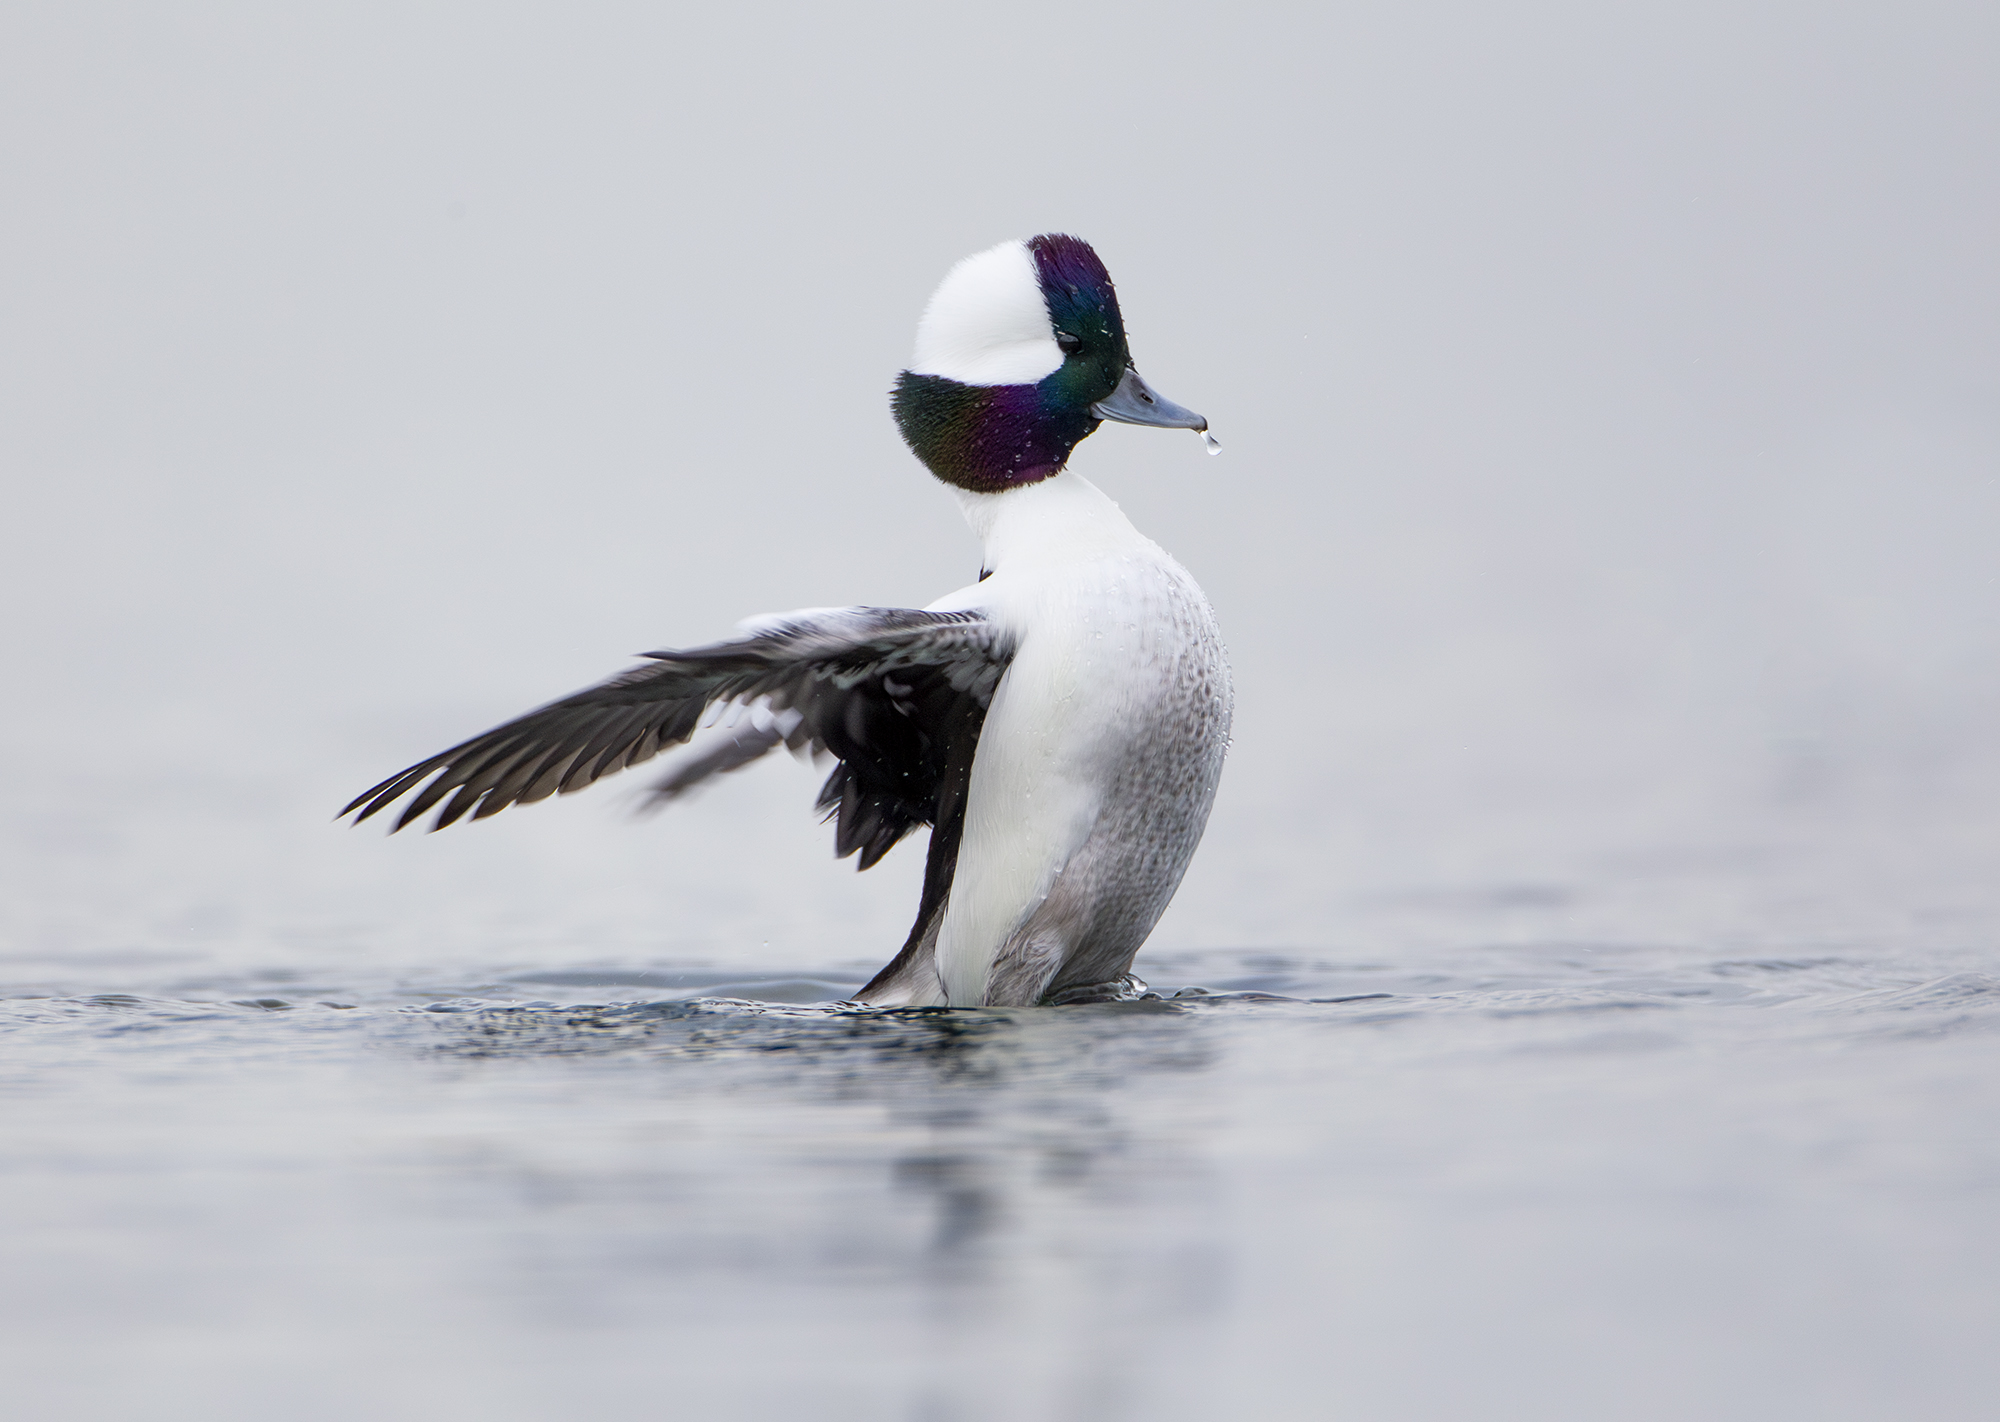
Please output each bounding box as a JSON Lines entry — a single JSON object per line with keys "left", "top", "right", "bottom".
{"left": 4, "top": 954, "right": 1992, "bottom": 1085}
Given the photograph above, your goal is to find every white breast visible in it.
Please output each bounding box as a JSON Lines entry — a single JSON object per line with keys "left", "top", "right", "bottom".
{"left": 926, "top": 473, "right": 1229, "bottom": 1006}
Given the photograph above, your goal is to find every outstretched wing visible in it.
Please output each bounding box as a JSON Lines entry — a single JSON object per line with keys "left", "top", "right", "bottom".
{"left": 341, "top": 607, "right": 1013, "bottom": 868}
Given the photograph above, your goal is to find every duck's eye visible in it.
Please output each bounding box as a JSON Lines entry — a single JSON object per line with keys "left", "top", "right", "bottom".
{"left": 1054, "top": 330, "right": 1083, "bottom": 355}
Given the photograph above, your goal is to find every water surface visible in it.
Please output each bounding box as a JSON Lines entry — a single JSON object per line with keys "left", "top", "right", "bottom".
{"left": 5, "top": 887, "right": 1997, "bottom": 1421}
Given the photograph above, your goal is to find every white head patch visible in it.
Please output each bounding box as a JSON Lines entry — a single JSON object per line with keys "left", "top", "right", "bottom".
{"left": 909, "top": 239, "right": 1064, "bottom": 387}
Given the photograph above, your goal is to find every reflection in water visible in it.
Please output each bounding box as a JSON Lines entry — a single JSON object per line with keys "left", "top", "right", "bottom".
{"left": 388, "top": 998, "right": 1230, "bottom": 1417}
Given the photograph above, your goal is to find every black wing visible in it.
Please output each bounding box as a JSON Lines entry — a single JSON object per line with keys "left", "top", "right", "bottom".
{"left": 341, "top": 607, "right": 1013, "bottom": 869}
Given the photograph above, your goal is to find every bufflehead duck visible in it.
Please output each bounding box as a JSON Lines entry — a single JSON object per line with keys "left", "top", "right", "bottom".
{"left": 344, "top": 234, "right": 1231, "bottom": 1007}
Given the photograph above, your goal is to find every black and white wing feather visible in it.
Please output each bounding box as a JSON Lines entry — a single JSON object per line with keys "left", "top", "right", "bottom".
{"left": 341, "top": 607, "right": 1012, "bottom": 870}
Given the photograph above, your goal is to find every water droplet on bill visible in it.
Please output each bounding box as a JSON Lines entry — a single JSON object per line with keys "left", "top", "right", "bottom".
{"left": 1199, "top": 430, "right": 1222, "bottom": 455}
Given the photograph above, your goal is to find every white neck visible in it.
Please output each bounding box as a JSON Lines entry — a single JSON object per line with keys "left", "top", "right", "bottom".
{"left": 950, "top": 472, "right": 1149, "bottom": 571}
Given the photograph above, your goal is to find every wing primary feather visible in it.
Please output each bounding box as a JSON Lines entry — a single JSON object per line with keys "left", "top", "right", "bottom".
{"left": 532, "top": 721, "right": 620, "bottom": 797}
{"left": 553, "top": 708, "right": 648, "bottom": 794}
{"left": 345, "top": 761, "right": 448, "bottom": 823}
{"left": 391, "top": 732, "right": 536, "bottom": 829}
{"left": 587, "top": 706, "right": 666, "bottom": 783}
{"left": 427, "top": 779, "right": 496, "bottom": 831}
{"left": 477, "top": 735, "right": 598, "bottom": 816}
{"left": 480, "top": 738, "right": 575, "bottom": 812}
{"left": 516, "top": 748, "right": 587, "bottom": 806}
{"left": 348, "top": 756, "right": 464, "bottom": 824}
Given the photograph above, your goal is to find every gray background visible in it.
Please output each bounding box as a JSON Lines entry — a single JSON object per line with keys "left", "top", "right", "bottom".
{"left": 5, "top": 1, "right": 1996, "bottom": 971}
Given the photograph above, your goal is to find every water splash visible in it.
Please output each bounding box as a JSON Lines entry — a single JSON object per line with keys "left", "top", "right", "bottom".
{"left": 1199, "top": 430, "right": 1222, "bottom": 455}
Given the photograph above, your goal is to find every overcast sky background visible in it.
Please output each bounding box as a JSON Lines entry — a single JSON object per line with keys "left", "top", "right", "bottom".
{"left": 3, "top": 1, "right": 1995, "bottom": 974}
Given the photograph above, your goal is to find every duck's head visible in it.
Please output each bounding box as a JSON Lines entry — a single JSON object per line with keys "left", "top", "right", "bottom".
{"left": 892, "top": 234, "right": 1209, "bottom": 494}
